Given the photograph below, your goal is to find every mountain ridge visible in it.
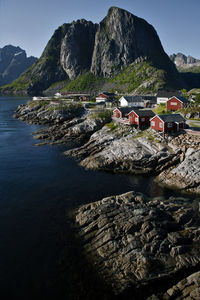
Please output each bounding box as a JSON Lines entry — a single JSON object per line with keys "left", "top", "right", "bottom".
{"left": 0, "top": 7, "right": 197, "bottom": 95}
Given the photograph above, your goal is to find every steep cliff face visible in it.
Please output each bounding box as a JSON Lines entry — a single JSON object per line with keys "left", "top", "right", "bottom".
{"left": 0, "top": 45, "right": 37, "bottom": 86}
{"left": 91, "top": 7, "right": 177, "bottom": 77}
{"left": 0, "top": 7, "right": 183, "bottom": 95}
{"left": 60, "top": 19, "right": 97, "bottom": 79}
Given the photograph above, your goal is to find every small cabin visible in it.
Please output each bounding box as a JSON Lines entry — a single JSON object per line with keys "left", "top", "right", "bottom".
{"left": 112, "top": 107, "right": 134, "bottom": 118}
{"left": 166, "top": 96, "right": 189, "bottom": 111}
{"left": 96, "top": 92, "right": 115, "bottom": 103}
{"left": 128, "top": 109, "right": 155, "bottom": 126}
{"left": 151, "top": 114, "right": 186, "bottom": 133}
{"left": 119, "top": 96, "right": 145, "bottom": 107}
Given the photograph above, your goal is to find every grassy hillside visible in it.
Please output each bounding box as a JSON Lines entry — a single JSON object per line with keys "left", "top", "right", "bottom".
{"left": 44, "top": 61, "right": 170, "bottom": 95}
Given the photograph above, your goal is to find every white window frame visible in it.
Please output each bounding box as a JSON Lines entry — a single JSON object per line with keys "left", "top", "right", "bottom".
{"left": 135, "top": 117, "right": 139, "bottom": 122}
{"left": 151, "top": 121, "right": 155, "bottom": 126}
{"left": 170, "top": 102, "right": 177, "bottom": 106}
{"left": 159, "top": 122, "right": 163, "bottom": 128}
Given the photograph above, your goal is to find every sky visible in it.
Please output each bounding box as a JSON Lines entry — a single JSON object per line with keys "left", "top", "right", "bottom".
{"left": 0, "top": 0, "right": 199, "bottom": 59}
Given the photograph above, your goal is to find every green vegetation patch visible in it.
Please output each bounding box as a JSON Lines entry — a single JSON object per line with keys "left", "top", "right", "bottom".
{"left": 90, "top": 110, "right": 112, "bottom": 120}
{"left": 105, "top": 122, "right": 119, "bottom": 131}
{"left": 153, "top": 104, "right": 172, "bottom": 115}
{"left": 61, "top": 73, "right": 103, "bottom": 92}
{"left": 109, "top": 61, "right": 166, "bottom": 93}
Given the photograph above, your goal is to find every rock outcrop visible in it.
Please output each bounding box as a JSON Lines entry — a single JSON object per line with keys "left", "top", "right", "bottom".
{"left": 72, "top": 191, "right": 200, "bottom": 296}
{"left": 152, "top": 271, "right": 200, "bottom": 299}
{"left": 158, "top": 149, "right": 200, "bottom": 194}
{"left": 65, "top": 126, "right": 180, "bottom": 174}
{"left": 0, "top": 45, "right": 37, "bottom": 86}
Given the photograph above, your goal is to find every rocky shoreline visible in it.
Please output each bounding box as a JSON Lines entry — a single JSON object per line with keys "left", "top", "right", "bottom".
{"left": 14, "top": 101, "right": 200, "bottom": 194}
{"left": 14, "top": 101, "right": 200, "bottom": 298}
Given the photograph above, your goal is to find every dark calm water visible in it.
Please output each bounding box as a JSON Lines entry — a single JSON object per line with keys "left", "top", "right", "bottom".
{"left": 0, "top": 96, "right": 196, "bottom": 299}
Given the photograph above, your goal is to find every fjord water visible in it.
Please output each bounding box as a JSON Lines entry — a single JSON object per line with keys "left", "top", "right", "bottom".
{"left": 0, "top": 97, "right": 193, "bottom": 299}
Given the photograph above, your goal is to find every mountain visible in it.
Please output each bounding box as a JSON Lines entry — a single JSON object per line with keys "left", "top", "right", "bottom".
{"left": 170, "top": 53, "right": 200, "bottom": 72}
{"left": 0, "top": 45, "right": 37, "bottom": 87}
{"left": 0, "top": 7, "right": 183, "bottom": 95}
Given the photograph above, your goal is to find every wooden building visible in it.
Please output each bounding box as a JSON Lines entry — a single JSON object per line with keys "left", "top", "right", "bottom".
{"left": 166, "top": 96, "right": 189, "bottom": 111}
{"left": 151, "top": 114, "right": 186, "bottom": 133}
{"left": 128, "top": 109, "right": 155, "bottom": 126}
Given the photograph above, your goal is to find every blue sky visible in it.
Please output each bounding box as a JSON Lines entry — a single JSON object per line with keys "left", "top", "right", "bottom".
{"left": 0, "top": 0, "right": 199, "bottom": 59}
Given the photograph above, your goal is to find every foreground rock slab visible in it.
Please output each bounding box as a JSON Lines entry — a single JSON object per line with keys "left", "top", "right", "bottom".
{"left": 73, "top": 191, "right": 200, "bottom": 296}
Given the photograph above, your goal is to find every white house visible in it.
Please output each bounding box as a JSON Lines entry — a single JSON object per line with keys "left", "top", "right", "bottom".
{"left": 119, "top": 96, "right": 145, "bottom": 107}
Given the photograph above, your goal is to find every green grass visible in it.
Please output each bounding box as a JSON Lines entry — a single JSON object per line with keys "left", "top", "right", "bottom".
{"left": 132, "top": 131, "right": 147, "bottom": 139}
{"left": 48, "top": 102, "right": 83, "bottom": 111}
{"left": 109, "top": 61, "right": 166, "bottom": 93}
{"left": 90, "top": 110, "right": 112, "bottom": 120}
{"left": 105, "top": 122, "right": 118, "bottom": 131}
{"left": 153, "top": 104, "right": 172, "bottom": 115}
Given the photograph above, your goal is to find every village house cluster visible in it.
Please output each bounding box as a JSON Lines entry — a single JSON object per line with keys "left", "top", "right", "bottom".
{"left": 95, "top": 91, "right": 188, "bottom": 133}
{"left": 34, "top": 90, "right": 190, "bottom": 133}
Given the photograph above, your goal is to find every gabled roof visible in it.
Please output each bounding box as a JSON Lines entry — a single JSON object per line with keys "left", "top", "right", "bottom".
{"left": 120, "top": 95, "right": 144, "bottom": 103}
{"left": 153, "top": 114, "right": 185, "bottom": 123}
{"left": 157, "top": 91, "right": 181, "bottom": 98}
{"left": 129, "top": 109, "right": 155, "bottom": 117}
{"left": 114, "top": 107, "right": 135, "bottom": 114}
{"left": 141, "top": 95, "right": 157, "bottom": 103}
{"left": 168, "top": 96, "right": 189, "bottom": 103}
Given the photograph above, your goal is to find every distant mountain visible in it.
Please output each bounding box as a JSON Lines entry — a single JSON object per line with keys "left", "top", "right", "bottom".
{"left": 170, "top": 53, "right": 200, "bottom": 71}
{"left": 0, "top": 45, "right": 37, "bottom": 86}
{"left": 0, "top": 8, "right": 186, "bottom": 95}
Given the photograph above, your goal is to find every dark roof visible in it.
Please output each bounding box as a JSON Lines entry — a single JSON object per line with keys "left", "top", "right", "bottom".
{"left": 100, "top": 92, "right": 116, "bottom": 97}
{"left": 114, "top": 107, "right": 135, "bottom": 114}
{"left": 170, "top": 96, "right": 189, "bottom": 103}
{"left": 121, "top": 95, "right": 144, "bottom": 103}
{"left": 131, "top": 109, "right": 156, "bottom": 117}
{"left": 157, "top": 91, "right": 181, "bottom": 97}
{"left": 141, "top": 96, "right": 157, "bottom": 103}
{"left": 157, "top": 114, "right": 185, "bottom": 123}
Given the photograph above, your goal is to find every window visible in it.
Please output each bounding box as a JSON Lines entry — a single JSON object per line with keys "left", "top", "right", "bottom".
{"left": 151, "top": 121, "right": 155, "bottom": 126}
{"left": 159, "top": 122, "right": 163, "bottom": 128}
{"left": 171, "top": 102, "right": 177, "bottom": 105}
{"left": 167, "top": 123, "right": 172, "bottom": 128}
{"left": 135, "top": 117, "right": 139, "bottom": 122}
{"left": 141, "top": 118, "right": 145, "bottom": 122}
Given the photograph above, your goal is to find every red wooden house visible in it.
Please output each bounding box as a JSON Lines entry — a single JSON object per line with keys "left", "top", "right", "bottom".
{"left": 166, "top": 96, "right": 189, "bottom": 111}
{"left": 112, "top": 107, "right": 133, "bottom": 118}
{"left": 96, "top": 92, "right": 116, "bottom": 103}
{"left": 151, "top": 114, "right": 186, "bottom": 133}
{"left": 128, "top": 109, "right": 155, "bottom": 126}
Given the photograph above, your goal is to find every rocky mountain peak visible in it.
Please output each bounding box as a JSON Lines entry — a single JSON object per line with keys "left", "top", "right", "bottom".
{"left": 0, "top": 45, "right": 37, "bottom": 86}
{"left": 90, "top": 7, "right": 176, "bottom": 77}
